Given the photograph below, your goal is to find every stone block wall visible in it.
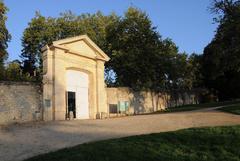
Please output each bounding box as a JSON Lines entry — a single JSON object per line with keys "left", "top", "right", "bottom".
{"left": 106, "top": 87, "right": 166, "bottom": 115}
{"left": 106, "top": 87, "right": 201, "bottom": 115}
{"left": 0, "top": 82, "right": 42, "bottom": 124}
{"left": 0, "top": 82, "right": 202, "bottom": 124}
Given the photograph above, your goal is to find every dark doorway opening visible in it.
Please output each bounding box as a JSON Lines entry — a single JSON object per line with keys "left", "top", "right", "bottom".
{"left": 67, "top": 91, "right": 76, "bottom": 119}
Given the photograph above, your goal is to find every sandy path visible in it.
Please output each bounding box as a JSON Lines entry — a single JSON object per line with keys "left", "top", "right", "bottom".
{"left": 0, "top": 108, "right": 240, "bottom": 161}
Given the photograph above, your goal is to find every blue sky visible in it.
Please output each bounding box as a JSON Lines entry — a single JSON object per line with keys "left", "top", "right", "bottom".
{"left": 5, "top": 0, "right": 217, "bottom": 61}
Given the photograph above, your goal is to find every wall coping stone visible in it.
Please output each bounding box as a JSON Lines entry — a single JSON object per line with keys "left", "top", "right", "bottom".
{"left": 0, "top": 81, "right": 41, "bottom": 86}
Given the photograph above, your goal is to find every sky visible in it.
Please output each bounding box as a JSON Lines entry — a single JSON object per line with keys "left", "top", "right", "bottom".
{"left": 4, "top": 0, "right": 217, "bottom": 61}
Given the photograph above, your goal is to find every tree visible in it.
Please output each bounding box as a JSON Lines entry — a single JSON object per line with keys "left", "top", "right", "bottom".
{"left": 5, "top": 60, "right": 22, "bottom": 81}
{"left": 187, "top": 53, "right": 203, "bottom": 89}
{"left": 21, "top": 7, "right": 198, "bottom": 97}
{"left": 105, "top": 7, "right": 163, "bottom": 90}
{"left": 21, "top": 11, "right": 119, "bottom": 77}
{"left": 0, "top": 0, "right": 11, "bottom": 79}
{"left": 202, "top": 0, "right": 240, "bottom": 100}
{"left": 3, "top": 60, "right": 34, "bottom": 81}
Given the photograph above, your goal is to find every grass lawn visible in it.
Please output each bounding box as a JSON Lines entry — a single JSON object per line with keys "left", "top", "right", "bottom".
{"left": 158, "top": 100, "right": 240, "bottom": 113}
{"left": 24, "top": 125, "right": 240, "bottom": 161}
{"left": 218, "top": 104, "right": 240, "bottom": 115}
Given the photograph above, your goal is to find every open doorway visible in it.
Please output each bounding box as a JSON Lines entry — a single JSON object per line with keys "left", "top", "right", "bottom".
{"left": 66, "top": 70, "right": 90, "bottom": 119}
{"left": 67, "top": 91, "right": 76, "bottom": 119}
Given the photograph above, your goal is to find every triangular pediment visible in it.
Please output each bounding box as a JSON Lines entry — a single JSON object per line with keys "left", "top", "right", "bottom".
{"left": 48, "top": 35, "right": 110, "bottom": 61}
{"left": 61, "top": 40, "right": 98, "bottom": 59}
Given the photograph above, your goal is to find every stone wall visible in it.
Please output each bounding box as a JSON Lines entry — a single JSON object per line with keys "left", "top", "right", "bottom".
{"left": 0, "top": 82, "right": 42, "bottom": 124}
{"left": 0, "top": 82, "right": 202, "bottom": 124}
{"left": 106, "top": 87, "right": 201, "bottom": 115}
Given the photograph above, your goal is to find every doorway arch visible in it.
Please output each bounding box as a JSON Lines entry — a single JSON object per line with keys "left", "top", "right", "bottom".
{"left": 66, "top": 70, "right": 89, "bottom": 119}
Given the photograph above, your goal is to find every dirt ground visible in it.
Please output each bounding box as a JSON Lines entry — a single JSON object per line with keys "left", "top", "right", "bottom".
{"left": 0, "top": 108, "right": 240, "bottom": 161}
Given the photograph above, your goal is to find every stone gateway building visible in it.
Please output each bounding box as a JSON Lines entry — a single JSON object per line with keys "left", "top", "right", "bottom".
{"left": 42, "top": 35, "right": 110, "bottom": 121}
{"left": 0, "top": 35, "right": 201, "bottom": 124}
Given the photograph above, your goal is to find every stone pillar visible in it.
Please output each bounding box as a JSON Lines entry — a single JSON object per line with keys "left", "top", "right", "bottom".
{"left": 96, "top": 60, "right": 108, "bottom": 118}
{"left": 42, "top": 46, "right": 53, "bottom": 121}
{"left": 53, "top": 49, "right": 67, "bottom": 120}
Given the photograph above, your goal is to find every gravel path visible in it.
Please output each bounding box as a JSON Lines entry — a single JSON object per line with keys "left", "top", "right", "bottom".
{"left": 0, "top": 108, "right": 240, "bottom": 161}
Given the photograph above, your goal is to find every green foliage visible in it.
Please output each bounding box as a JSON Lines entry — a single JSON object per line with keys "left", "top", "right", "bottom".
{"left": 157, "top": 100, "right": 240, "bottom": 113}
{"left": 0, "top": 0, "right": 11, "bottom": 78}
{"left": 106, "top": 7, "right": 162, "bottom": 90}
{"left": 0, "top": 0, "right": 11, "bottom": 58}
{"left": 21, "top": 7, "right": 202, "bottom": 93}
{"left": 24, "top": 126, "right": 240, "bottom": 161}
{"left": 21, "top": 11, "right": 119, "bottom": 76}
{"left": 218, "top": 103, "right": 240, "bottom": 115}
{"left": 5, "top": 60, "right": 22, "bottom": 80}
{"left": 167, "top": 52, "right": 189, "bottom": 90}
{"left": 187, "top": 53, "right": 203, "bottom": 88}
{"left": 106, "top": 8, "right": 200, "bottom": 92}
{"left": 0, "top": 60, "right": 36, "bottom": 81}
{"left": 202, "top": 0, "right": 240, "bottom": 100}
